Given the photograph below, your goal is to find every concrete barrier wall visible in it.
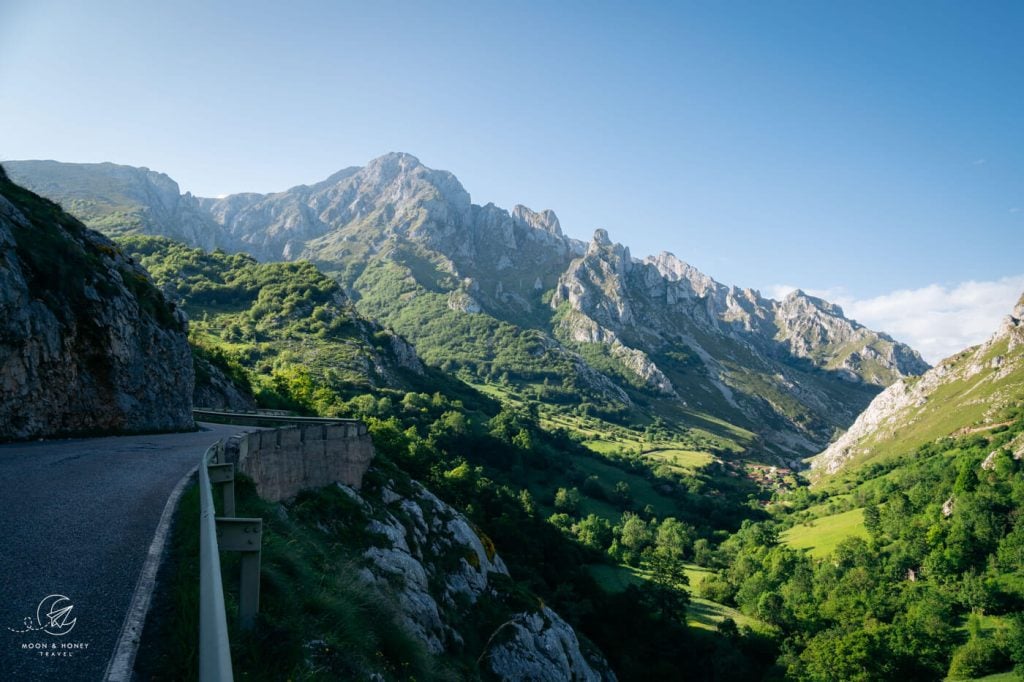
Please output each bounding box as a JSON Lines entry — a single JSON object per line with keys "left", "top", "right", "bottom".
{"left": 223, "top": 421, "right": 374, "bottom": 502}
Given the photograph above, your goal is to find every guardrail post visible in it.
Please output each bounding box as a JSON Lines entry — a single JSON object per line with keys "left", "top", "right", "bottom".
{"left": 207, "top": 463, "right": 236, "bottom": 517}
{"left": 216, "top": 518, "right": 262, "bottom": 630}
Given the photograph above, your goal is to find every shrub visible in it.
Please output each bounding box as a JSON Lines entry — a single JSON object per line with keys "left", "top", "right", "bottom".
{"left": 947, "top": 637, "right": 1009, "bottom": 680}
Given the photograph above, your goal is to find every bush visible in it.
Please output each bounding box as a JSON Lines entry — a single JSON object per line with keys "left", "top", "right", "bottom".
{"left": 698, "top": 574, "right": 735, "bottom": 603}
{"left": 947, "top": 637, "right": 1009, "bottom": 680}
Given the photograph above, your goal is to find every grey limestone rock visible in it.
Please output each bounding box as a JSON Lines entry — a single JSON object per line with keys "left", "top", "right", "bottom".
{"left": 812, "top": 290, "right": 1024, "bottom": 474}
{"left": 0, "top": 168, "right": 194, "bottom": 439}
{"left": 484, "top": 606, "right": 616, "bottom": 681}
{"left": 347, "top": 477, "right": 614, "bottom": 678}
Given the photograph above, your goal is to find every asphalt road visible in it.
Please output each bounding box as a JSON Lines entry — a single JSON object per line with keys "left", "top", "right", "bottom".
{"left": 0, "top": 423, "right": 245, "bottom": 681}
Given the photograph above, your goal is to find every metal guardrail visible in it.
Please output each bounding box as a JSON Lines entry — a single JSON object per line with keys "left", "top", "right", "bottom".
{"left": 195, "top": 411, "right": 359, "bottom": 680}
{"left": 199, "top": 440, "right": 262, "bottom": 682}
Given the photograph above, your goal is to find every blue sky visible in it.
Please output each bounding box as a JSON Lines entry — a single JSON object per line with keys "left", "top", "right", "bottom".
{"left": 1, "top": 1, "right": 1022, "bottom": 360}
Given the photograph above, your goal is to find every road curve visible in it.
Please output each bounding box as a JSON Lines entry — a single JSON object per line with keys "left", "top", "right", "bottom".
{"left": 0, "top": 423, "right": 247, "bottom": 681}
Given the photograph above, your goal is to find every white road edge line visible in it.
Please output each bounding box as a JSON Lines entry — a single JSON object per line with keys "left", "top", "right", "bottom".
{"left": 103, "top": 463, "right": 199, "bottom": 682}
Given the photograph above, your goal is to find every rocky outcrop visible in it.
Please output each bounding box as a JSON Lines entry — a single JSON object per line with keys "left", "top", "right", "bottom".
{"left": 511, "top": 204, "right": 562, "bottom": 236}
{"left": 813, "top": 291, "right": 1024, "bottom": 474}
{"left": 484, "top": 606, "right": 613, "bottom": 682}
{"left": 551, "top": 233, "right": 927, "bottom": 456}
{"left": 193, "top": 352, "right": 257, "bottom": 411}
{"left": 354, "top": 478, "right": 508, "bottom": 654}
{"left": 337, "top": 473, "right": 616, "bottom": 680}
{"left": 0, "top": 167, "right": 193, "bottom": 440}
{"left": 773, "top": 290, "right": 930, "bottom": 382}
{"left": 387, "top": 332, "right": 425, "bottom": 375}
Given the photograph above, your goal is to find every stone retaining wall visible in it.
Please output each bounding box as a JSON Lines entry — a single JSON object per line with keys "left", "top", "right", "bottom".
{"left": 224, "top": 421, "right": 374, "bottom": 502}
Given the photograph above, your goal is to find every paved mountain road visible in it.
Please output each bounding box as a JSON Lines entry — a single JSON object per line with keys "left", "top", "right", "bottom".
{"left": 0, "top": 423, "right": 248, "bottom": 681}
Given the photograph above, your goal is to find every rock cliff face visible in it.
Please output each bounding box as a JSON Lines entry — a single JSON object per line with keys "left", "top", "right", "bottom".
{"left": 551, "top": 234, "right": 927, "bottom": 454}
{"left": 484, "top": 606, "right": 610, "bottom": 682}
{"left": 340, "top": 471, "right": 616, "bottom": 681}
{"left": 0, "top": 167, "right": 193, "bottom": 439}
{"left": 812, "top": 291, "right": 1024, "bottom": 474}
{"left": 192, "top": 351, "right": 257, "bottom": 411}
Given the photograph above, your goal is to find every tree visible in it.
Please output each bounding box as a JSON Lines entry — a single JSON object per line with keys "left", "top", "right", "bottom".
{"left": 439, "top": 410, "right": 468, "bottom": 435}
{"left": 554, "top": 487, "right": 582, "bottom": 515}
{"left": 548, "top": 512, "right": 573, "bottom": 532}
{"left": 795, "top": 626, "right": 893, "bottom": 682}
{"left": 693, "top": 538, "right": 714, "bottom": 567}
{"left": 619, "top": 512, "right": 652, "bottom": 551}
{"left": 755, "top": 591, "right": 787, "bottom": 628}
{"left": 1007, "top": 613, "right": 1024, "bottom": 677}
{"left": 655, "top": 517, "right": 695, "bottom": 561}
{"left": 947, "top": 637, "right": 1007, "bottom": 680}
{"left": 573, "top": 514, "right": 613, "bottom": 551}
{"left": 614, "top": 481, "right": 633, "bottom": 506}
{"left": 863, "top": 503, "right": 882, "bottom": 538}
{"left": 518, "top": 489, "right": 537, "bottom": 516}
{"left": 958, "top": 571, "right": 995, "bottom": 614}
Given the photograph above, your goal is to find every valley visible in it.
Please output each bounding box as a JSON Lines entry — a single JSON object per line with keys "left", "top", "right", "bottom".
{"left": 3, "top": 157, "right": 1023, "bottom": 680}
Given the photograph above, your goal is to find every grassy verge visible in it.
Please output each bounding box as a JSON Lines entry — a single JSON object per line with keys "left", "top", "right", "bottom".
{"left": 135, "top": 474, "right": 456, "bottom": 681}
{"left": 134, "top": 481, "right": 201, "bottom": 681}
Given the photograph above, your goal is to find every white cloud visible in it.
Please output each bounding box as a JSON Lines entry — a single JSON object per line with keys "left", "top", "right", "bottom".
{"left": 769, "top": 276, "right": 1024, "bottom": 365}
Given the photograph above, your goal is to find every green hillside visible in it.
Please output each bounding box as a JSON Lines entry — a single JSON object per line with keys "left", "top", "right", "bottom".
{"left": 120, "top": 236, "right": 456, "bottom": 408}
{"left": 813, "top": 309, "right": 1024, "bottom": 477}
{"left": 699, "top": 402, "right": 1024, "bottom": 680}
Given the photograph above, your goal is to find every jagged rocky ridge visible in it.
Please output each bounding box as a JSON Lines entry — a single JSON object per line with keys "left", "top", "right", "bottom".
{"left": 552, "top": 231, "right": 928, "bottom": 454}
{"left": 331, "top": 471, "right": 616, "bottom": 681}
{"left": 5, "top": 160, "right": 221, "bottom": 248}
{"left": 0, "top": 167, "right": 194, "bottom": 439}
{"left": 813, "top": 292, "right": 1024, "bottom": 474}
{"left": 7, "top": 154, "right": 929, "bottom": 457}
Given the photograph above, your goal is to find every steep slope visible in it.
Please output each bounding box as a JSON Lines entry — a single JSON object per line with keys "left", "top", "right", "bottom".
{"left": 343, "top": 471, "right": 616, "bottom": 680}
{"left": 118, "top": 236, "right": 437, "bottom": 411}
{"left": 9, "top": 154, "right": 928, "bottom": 459}
{"left": 0, "top": 167, "right": 193, "bottom": 439}
{"left": 813, "top": 292, "right": 1024, "bottom": 474}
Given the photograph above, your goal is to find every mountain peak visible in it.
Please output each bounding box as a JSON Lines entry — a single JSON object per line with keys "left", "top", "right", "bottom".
{"left": 780, "top": 289, "right": 846, "bottom": 319}
{"left": 358, "top": 152, "right": 430, "bottom": 185}
{"left": 365, "top": 151, "right": 424, "bottom": 170}
{"left": 511, "top": 205, "right": 562, "bottom": 236}
{"left": 586, "top": 229, "right": 631, "bottom": 267}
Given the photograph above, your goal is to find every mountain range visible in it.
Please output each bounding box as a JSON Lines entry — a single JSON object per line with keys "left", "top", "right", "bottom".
{"left": 6, "top": 154, "right": 929, "bottom": 462}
